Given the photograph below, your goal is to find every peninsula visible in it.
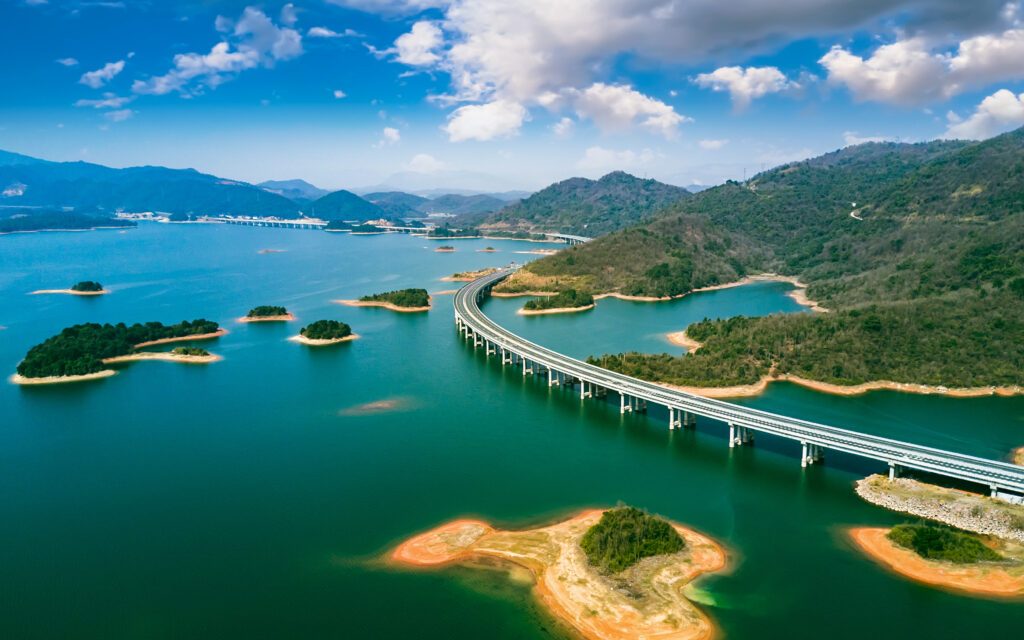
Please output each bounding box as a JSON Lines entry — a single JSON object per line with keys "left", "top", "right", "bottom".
{"left": 238, "top": 305, "right": 294, "bottom": 323}
{"left": 291, "top": 319, "right": 358, "bottom": 346}
{"left": 392, "top": 507, "right": 727, "bottom": 640}
{"left": 519, "top": 289, "right": 595, "bottom": 315}
{"left": 338, "top": 288, "right": 431, "bottom": 312}
{"left": 441, "top": 267, "right": 499, "bottom": 282}
{"left": 31, "top": 280, "right": 110, "bottom": 296}
{"left": 12, "top": 319, "right": 224, "bottom": 384}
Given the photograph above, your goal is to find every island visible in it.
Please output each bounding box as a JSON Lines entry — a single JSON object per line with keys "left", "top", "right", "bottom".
{"left": 238, "top": 305, "right": 294, "bottom": 323}
{"left": 290, "top": 319, "right": 358, "bottom": 346}
{"left": 392, "top": 506, "right": 727, "bottom": 640}
{"left": 351, "top": 223, "right": 387, "bottom": 234}
{"left": 103, "top": 346, "right": 221, "bottom": 365}
{"left": 519, "top": 289, "right": 594, "bottom": 315}
{"left": 30, "top": 280, "right": 110, "bottom": 296}
{"left": 478, "top": 246, "right": 497, "bottom": 253}
{"left": 11, "top": 319, "right": 225, "bottom": 384}
{"left": 337, "top": 288, "right": 431, "bottom": 312}
{"left": 324, "top": 220, "right": 352, "bottom": 232}
{"left": 441, "top": 267, "right": 499, "bottom": 282}
{"left": 435, "top": 245, "right": 456, "bottom": 253}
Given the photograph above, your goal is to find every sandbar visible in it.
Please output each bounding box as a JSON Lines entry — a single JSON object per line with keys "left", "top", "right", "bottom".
{"left": 335, "top": 299, "right": 431, "bottom": 313}
{"left": 9, "top": 370, "right": 117, "bottom": 385}
{"left": 289, "top": 333, "right": 360, "bottom": 346}
{"left": 134, "top": 328, "right": 228, "bottom": 348}
{"left": 517, "top": 304, "right": 595, "bottom": 316}
{"left": 435, "top": 247, "right": 456, "bottom": 253}
{"left": 391, "top": 509, "right": 727, "bottom": 640}
{"left": 477, "top": 248, "right": 498, "bottom": 252}
{"left": 257, "top": 248, "right": 287, "bottom": 254}
{"left": 237, "top": 313, "right": 295, "bottom": 323}
{"left": 102, "top": 352, "right": 222, "bottom": 365}
{"left": 849, "top": 527, "right": 1024, "bottom": 598}
{"left": 666, "top": 329, "right": 702, "bottom": 352}
{"left": 29, "top": 288, "right": 110, "bottom": 296}
{"left": 432, "top": 289, "right": 459, "bottom": 295}
{"left": 339, "top": 397, "right": 414, "bottom": 416}
{"left": 441, "top": 267, "right": 499, "bottom": 282}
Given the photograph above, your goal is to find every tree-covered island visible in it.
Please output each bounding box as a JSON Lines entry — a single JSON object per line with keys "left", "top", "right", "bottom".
{"left": 521, "top": 288, "right": 594, "bottom": 314}
{"left": 292, "top": 320, "right": 357, "bottom": 346}
{"left": 15, "top": 319, "right": 222, "bottom": 380}
{"left": 241, "top": 305, "right": 293, "bottom": 322}
{"left": 71, "top": 280, "right": 104, "bottom": 292}
{"left": 346, "top": 288, "right": 432, "bottom": 312}
{"left": 580, "top": 506, "right": 686, "bottom": 573}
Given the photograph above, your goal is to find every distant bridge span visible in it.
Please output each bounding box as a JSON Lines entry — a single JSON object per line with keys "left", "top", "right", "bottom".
{"left": 454, "top": 268, "right": 1024, "bottom": 501}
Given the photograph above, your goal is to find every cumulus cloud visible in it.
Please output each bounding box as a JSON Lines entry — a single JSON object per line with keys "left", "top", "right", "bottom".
{"left": 570, "top": 83, "right": 689, "bottom": 138}
{"left": 56, "top": 57, "right": 79, "bottom": 67}
{"left": 74, "top": 92, "right": 133, "bottom": 109}
{"left": 406, "top": 152, "right": 448, "bottom": 173}
{"left": 945, "top": 89, "right": 1024, "bottom": 139}
{"left": 133, "top": 7, "right": 302, "bottom": 96}
{"left": 280, "top": 3, "right": 298, "bottom": 26}
{"left": 444, "top": 100, "right": 528, "bottom": 141}
{"left": 576, "top": 146, "right": 657, "bottom": 175}
{"left": 309, "top": 26, "right": 361, "bottom": 38}
{"left": 552, "top": 116, "right": 574, "bottom": 137}
{"left": 333, "top": 89, "right": 347, "bottom": 98}
{"left": 104, "top": 109, "right": 134, "bottom": 122}
{"left": 377, "top": 126, "right": 401, "bottom": 146}
{"left": 843, "top": 131, "right": 895, "bottom": 145}
{"left": 392, "top": 21, "right": 444, "bottom": 66}
{"left": 821, "top": 28, "right": 1024, "bottom": 105}
{"left": 698, "top": 139, "right": 728, "bottom": 150}
{"left": 79, "top": 60, "right": 125, "bottom": 89}
{"left": 327, "top": 0, "right": 447, "bottom": 12}
{"left": 694, "top": 66, "right": 797, "bottom": 110}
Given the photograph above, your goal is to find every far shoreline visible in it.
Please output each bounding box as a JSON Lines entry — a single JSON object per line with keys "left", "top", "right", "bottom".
{"left": 335, "top": 299, "right": 431, "bottom": 313}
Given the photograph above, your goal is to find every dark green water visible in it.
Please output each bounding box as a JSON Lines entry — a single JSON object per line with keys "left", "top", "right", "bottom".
{"left": 1, "top": 224, "right": 1021, "bottom": 639}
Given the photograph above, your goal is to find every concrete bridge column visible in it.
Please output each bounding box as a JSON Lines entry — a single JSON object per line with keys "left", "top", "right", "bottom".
{"left": 620, "top": 394, "right": 633, "bottom": 414}
{"left": 888, "top": 462, "right": 899, "bottom": 481}
{"left": 580, "top": 380, "right": 592, "bottom": 400}
{"left": 991, "top": 485, "right": 999, "bottom": 499}
{"left": 801, "top": 443, "right": 823, "bottom": 467}
{"left": 684, "top": 411, "right": 696, "bottom": 428}
{"left": 729, "top": 423, "right": 737, "bottom": 448}
{"left": 548, "top": 369, "right": 559, "bottom": 387}
{"left": 669, "top": 408, "right": 682, "bottom": 430}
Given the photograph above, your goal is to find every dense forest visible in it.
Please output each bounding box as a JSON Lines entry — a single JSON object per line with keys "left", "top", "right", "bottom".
{"left": 427, "top": 225, "right": 479, "bottom": 238}
{"left": 549, "top": 127, "right": 1024, "bottom": 389}
{"left": 247, "top": 305, "right": 288, "bottom": 317}
{"left": 523, "top": 289, "right": 594, "bottom": 311}
{"left": 580, "top": 507, "right": 685, "bottom": 573}
{"left": 359, "top": 288, "right": 430, "bottom": 308}
{"left": 300, "top": 320, "right": 352, "bottom": 340}
{"left": 887, "top": 522, "right": 1002, "bottom": 563}
{"left": 17, "top": 319, "right": 220, "bottom": 378}
{"left": 484, "top": 171, "right": 690, "bottom": 235}
{"left": 71, "top": 281, "right": 103, "bottom": 292}
{"left": 0, "top": 209, "right": 135, "bottom": 234}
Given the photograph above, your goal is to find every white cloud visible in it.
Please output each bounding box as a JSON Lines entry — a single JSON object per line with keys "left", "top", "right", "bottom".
{"left": 694, "top": 66, "right": 797, "bottom": 110}
{"left": 945, "top": 89, "right": 1024, "bottom": 139}
{"left": 698, "top": 139, "right": 728, "bottom": 150}
{"left": 326, "top": 0, "right": 447, "bottom": 13}
{"left": 377, "top": 126, "right": 401, "bottom": 146}
{"left": 843, "top": 131, "right": 894, "bottom": 145}
{"left": 392, "top": 21, "right": 444, "bottom": 66}
{"left": 79, "top": 60, "right": 125, "bottom": 89}
{"left": 444, "top": 100, "right": 528, "bottom": 141}
{"left": 552, "top": 116, "right": 574, "bottom": 137}
{"left": 406, "top": 153, "right": 448, "bottom": 173}
{"left": 280, "top": 3, "right": 298, "bottom": 26}
{"left": 133, "top": 7, "right": 302, "bottom": 96}
{"left": 333, "top": 89, "right": 347, "bottom": 99}
{"left": 56, "top": 57, "right": 78, "bottom": 67}
{"left": 104, "top": 109, "right": 135, "bottom": 122}
{"left": 74, "top": 93, "right": 133, "bottom": 109}
{"left": 821, "top": 28, "right": 1024, "bottom": 105}
{"left": 576, "top": 146, "right": 657, "bottom": 175}
{"left": 570, "top": 83, "right": 689, "bottom": 138}
{"left": 308, "top": 26, "right": 362, "bottom": 38}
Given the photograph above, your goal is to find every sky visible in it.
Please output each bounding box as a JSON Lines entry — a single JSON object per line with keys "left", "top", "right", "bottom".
{"left": 2, "top": 0, "right": 1024, "bottom": 192}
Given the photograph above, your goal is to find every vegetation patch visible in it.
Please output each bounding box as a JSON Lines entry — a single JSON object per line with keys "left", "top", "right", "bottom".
{"left": 171, "top": 347, "right": 210, "bottom": 356}
{"left": 246, "top": 305, "right": 288, "bottom": 318}
{"left": 71, "top": 280, "right": 104, "bottom": 292}
{"left": 887, "top": 522, "right": 1002, "bottom": 564}
{"left": 580, "top": 507, "right": 685, "bottom": 573}
{"left": 16, "top": 319, "right": 220, "bottom": 378}
{"left": 359, "top": 288, "right": 430, "bottom": 308}
{"left": 523, "top": 288, "right": 594, "bottom": 311}
{"left": 300, "top": 320, "right": 352, "bottom": 341}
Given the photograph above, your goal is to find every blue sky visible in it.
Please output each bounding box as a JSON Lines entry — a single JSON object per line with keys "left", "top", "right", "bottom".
{"left": 2, "top": 0, "right": 1024, "bottom": 191}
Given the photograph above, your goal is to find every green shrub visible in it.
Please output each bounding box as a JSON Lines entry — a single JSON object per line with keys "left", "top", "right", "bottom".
{"left": 886, "top": 522, "right": 1002, "bottom": 564}
{"left": 359, "top": 288, "right": 430, "bottom": 308}
{"left": 523, "top": 288, "right": 594, "bottom": 311}
{"left": 580, "top": 507, "right": 685, "bottom": 573}
{"left": 247, "top": 305, "right": 288, "bottom": 317}
{"left": 71, "top": 280, "right": 103, "bottom": 292}
{"left": 300, "top": 320, "right": 352, "bottom": 340}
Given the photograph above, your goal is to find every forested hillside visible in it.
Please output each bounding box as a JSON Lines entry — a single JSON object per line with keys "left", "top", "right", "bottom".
{"left": 483, "top": 171, "right": 689, "bottom": 235}
{"left": 526, "top": 128, "right": 1024, "bottom": 389}
{"left": 307, "top": 189, "right": 386, "bottom": 221}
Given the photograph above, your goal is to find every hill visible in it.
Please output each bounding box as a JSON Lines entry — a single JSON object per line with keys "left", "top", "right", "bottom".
{"left": 524, "top": 129, "right": 1024, "bottom": 390}
{"left": 421, "top": 193, "right": 507, "bottom": 216}
{"left": 0, "top": 150, "right": 300, "bottom": 217}
{"left": 483, "top": 171, "right": 690, "bottom": 236}
{"left": 258, "top": 179, "right": 328, "bottom": 203}
{"left": 307, "top": 189, "right": 386, "bottom": 221}
{"left": 363, "top": 191, "right": 430, "bottom": 217}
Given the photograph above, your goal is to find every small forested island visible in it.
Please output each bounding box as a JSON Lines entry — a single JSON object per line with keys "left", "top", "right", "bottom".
{"left": 239, "top": 305, "right": 294, "bottom": 323}
{"left": 520, "top": 288, "right": 594, "bottom": 315}
{"left": 427, "top": 225, "right": 479, "bottom": 238}
{"left": 12, "top": 319, "right": 224, "bottom": 384}
{"left": 350, "top": 223, "right": 386, "bottom": 234}
{"left": 0, "top": 209, "right": 136, "bottom": 235}
{"left": 338, "top": 288, "right": 431, "bottom": 312}
{"left": 291, "top": 319, "right": 358, "bottom": 346}
{"left": 324, "top": 220, "right": 352, "bottom": 232}
{"left": 434, "top": 245, "right": 455, "bottom": 252}
{"left": 31, "top": 280, "right": 110, "bottom": 296}
{"left": 479, "top": 246, "right": 497, "bottom": 252}
{"left": 391, "top": 507, "right": 727, "bottom": 640}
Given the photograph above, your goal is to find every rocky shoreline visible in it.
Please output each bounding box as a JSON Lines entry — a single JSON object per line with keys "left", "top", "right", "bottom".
{"left": 855, "top": 475, "right": 1024, "bottom": 543}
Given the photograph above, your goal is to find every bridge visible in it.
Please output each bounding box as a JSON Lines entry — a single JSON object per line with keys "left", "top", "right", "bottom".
{"left": 543, "top": 233, "right": 590, "bottom": 246}
{"left": 454, "top": 268, "right": 1024, "bottom": 502}
{"left": 207, "top": 216, "right": 327, "bottom": 229}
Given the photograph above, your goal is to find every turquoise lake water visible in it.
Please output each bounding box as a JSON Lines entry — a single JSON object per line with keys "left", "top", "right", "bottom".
{"left": 1, "top": 223, "right": 1022, "bottom": 638}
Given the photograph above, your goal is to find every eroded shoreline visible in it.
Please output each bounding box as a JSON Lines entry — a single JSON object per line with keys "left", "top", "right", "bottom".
{"left": 391, "top": 509, "right": 728, "bottom": 640}
{"left": 134, "top": 328, "right": 229, "bottom": 348}
{"left": 30, "top": 288, "right": 110, "bottom": 296}
{"left": 517, "top": 304, "right": 595, "bottom": 316}
{"left": 237, "top": 313, "right": 295, "bottom": 323}
{"left": 289, "top": 333, "right": 360, "bottom": 346}
{"left": 335, "top": 299, "right": 431, "bottom": 313}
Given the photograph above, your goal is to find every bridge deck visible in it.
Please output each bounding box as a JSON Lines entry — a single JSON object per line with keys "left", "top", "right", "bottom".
{"left": 454, "top": 268, "right": 1024, "bottom": 498}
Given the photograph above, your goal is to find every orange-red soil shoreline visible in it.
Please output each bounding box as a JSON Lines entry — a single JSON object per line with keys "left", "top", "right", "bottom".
{"left": 237, "top": 313, "right": 295, "bottom": 323}
{"left": 335, "top": 299, "right": 431, "bottom": 313}
{"left": 289, "top": 333, "right": 360, "bottom": 346}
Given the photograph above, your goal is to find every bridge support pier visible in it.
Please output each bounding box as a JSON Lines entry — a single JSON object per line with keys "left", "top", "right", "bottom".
{"left": 669, "top": 408, "right": 682, "bottom": 430}
{"left": 501, "top": 349, "right": 512, "bottom": 365}
{"left": 991, "top": 485, "right": 999, "bottom": 499}
{"left": 523, "top": 359, "right": 533, "bottom": 376}
{"left": 801, "top": 443, "right": 824, "bottom": 467}
{"left": 888, "top": 462, "right": 899, "bottom": 481}
{"left": 486, "top": 340, "right": 496, "bottom": 356}
{"left": 729, "top": 424, "right": 752, "bottom": 447}
{"left": 580, "top": 381, "right": 592, "bottom": 400}
{"left": 620, "top": 394, "right": 633, "bottom": 414}
{"left": 548, "top": 369, "right": 560, "bottom": 387}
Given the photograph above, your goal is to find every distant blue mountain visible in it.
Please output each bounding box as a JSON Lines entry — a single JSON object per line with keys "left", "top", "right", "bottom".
{"left": 0, "top": 149, "right": 301, "bottom": 217}
{"left": 257, "top": 179, "right": 329, "bottom": 203}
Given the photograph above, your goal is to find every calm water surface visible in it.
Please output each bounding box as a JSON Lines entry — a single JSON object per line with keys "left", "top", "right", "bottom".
{"left": 1, "top": 224, "right": 1022, "bottom": 639}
